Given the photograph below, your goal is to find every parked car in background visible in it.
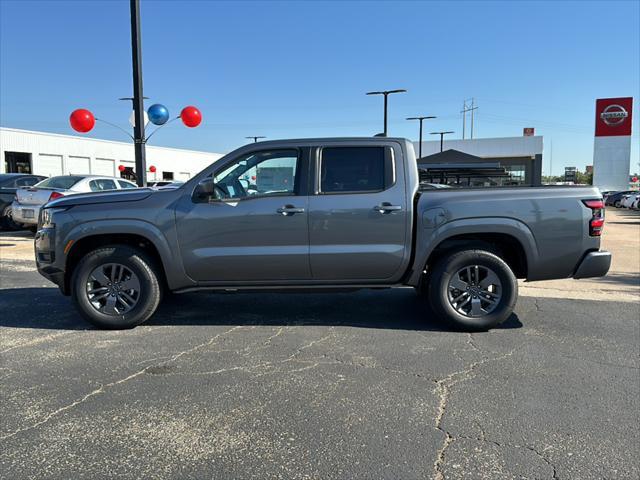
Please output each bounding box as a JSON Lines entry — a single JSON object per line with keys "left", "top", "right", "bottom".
{"left": 626, "top": 194, "right": 640, "bottom": 210}
{"left": 0, "top": 173, "right": 47, "bottom": 229}
{"left": 148, "top": 181, "right": 175, "bottom": 187}
{"left": 150, "top": 181, "right": 185, "bottom": 188}
{"left": 620, "top": 194, "right": 637, "bottom": 209}
{"left": 605, "top": 191, "right": 634, "bottom": 207}
{"left": 12, "top": 175, "right": 137, "bottom": 228}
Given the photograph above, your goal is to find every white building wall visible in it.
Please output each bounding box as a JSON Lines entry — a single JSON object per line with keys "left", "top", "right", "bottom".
{"left": 0, "top": 127, "right": 224, "bottom": 181}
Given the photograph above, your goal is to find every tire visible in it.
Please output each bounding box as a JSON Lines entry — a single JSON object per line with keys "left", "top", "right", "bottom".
{"left": 71, "top": 245, "right": 162, "bottom": 329}
{"left": 426, "top": 249, "right": 518, "bottom": 331}
{"left": 614, "top": 200, "right": 621, "bottom": 208}
{"left": 1, "top": 205, "right": 21, "bottom": 231}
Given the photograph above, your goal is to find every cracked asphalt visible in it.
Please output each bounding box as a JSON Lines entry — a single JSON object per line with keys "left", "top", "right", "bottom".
{"left": 1, "top": 209, "right": 639, "bottom": 479}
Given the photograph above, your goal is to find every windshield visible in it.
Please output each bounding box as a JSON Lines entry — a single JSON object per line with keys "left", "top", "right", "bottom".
{"left": 36, "top": 176, "right": 84, "bottom": 190}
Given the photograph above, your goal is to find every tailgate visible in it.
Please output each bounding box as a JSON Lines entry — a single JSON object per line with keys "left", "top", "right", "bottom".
{"left": 15, "top": 187, "right": 63, "bottom": 206}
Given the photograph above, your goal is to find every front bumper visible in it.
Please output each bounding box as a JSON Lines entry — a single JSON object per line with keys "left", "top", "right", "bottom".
{"left": 35, "top": 227, "right": 66, "bottom": 292}
{"left": 11, "top": 201, "right": 40, "bottom": 226}
{"left": 573, "top": 251, "right": 612, "bottom": 279}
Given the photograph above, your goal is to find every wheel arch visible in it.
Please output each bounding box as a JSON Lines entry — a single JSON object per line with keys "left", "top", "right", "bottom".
{"left": 63, "top": 232, "right": 168, "bottom": 295}
{"left": 410, "top": 217, "right": 538, "bottom": 287}
{"left": 61, "top": 219, "right": 191, "bottom": 294}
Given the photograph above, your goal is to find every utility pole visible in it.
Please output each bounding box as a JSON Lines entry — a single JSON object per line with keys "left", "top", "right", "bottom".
{"left": 431, "top": 131, "right": 454, "bottom": 152}
{"left": 366, "top": 89, "right": 407, "bottom": 136}
{"left": 470, "top": 98, "right": 477, "bottom": 139}
{"left": 550, "top": 138, "right": 553, "bottom": 180}
{"left": 129, "top": 0, "right": 146, "bottom": 187}
{"left": 406, "top": 116, "right": 436, "bottom": 159}
{"left": 461, "top": 98, "right": 478, "bottom": 140}
{"left": 246, "top": 136, "right": 266, "bottom": 143}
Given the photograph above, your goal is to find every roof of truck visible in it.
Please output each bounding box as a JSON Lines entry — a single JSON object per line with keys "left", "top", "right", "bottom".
{"left": 247, "top": 137, "right": 410, "bottom": 145}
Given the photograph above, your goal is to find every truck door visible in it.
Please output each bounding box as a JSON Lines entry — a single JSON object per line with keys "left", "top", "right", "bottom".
{"left": 308, "top": 143, "right": 410, "bottom": 281}
{"left": 176, "top": 148, "right": 311, "bottom": 282}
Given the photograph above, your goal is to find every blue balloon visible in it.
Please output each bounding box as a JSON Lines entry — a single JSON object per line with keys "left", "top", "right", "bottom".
{"left": 147, "top": 104, "right": 170, "bottom": 125}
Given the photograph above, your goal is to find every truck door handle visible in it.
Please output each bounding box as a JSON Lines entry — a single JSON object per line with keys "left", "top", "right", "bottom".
{"left": 373, "top": 203, "right": 402, "bottom": 214}
{"left": 277, "top": 205, "right": 305, "bottom": 216}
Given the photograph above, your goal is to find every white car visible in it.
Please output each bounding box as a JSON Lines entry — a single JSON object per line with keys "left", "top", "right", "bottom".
{"left": 620, "top": 194, "right": 637, "bottom": 209}
{"left": 12, "top": 175, "right": 137, "bottom": 227}
{"left": 629, "top": 194, "right": 640, "bottom": 210}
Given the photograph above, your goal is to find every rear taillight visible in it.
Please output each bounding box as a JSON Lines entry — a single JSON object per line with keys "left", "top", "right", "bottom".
{"left": 48, "top": 191, "right": 64, "bottom": 201}
{"left": 582, "top": 199, "right": 604, "bottom": 209}
{"left": 582, "top": 199, "right": 605, "bottom": 236}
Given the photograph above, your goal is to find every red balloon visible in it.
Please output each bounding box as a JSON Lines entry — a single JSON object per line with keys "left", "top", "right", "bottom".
{"left": 70, "top": 109, "right": 95, "bottom": 133}
{"left": 149, "top": 165, "right": 157, "bottom": 173}
{"left": 180, "top": 106, "right": 202, "bottom": 128}
{"left": 118, "top": 165, "right": 126, "bottom": 172}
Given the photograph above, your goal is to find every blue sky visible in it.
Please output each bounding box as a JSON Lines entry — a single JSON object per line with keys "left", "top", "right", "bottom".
{"left": 1, "top": 0, "right": 638, "bottom": 175}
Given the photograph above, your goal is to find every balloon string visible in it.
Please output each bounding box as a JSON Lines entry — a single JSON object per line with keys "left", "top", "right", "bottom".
{"left": 146, "top": 116, "right": 180, "bottom": 142}
{"left": 95, "top": 118, "right": 135, "bottom": 141}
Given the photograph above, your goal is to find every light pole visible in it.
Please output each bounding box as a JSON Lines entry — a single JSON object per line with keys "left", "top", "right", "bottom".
{"left": 406, "top": 116, "right": 436, "bottom": 159}
{"left": 129, "top": 0, "right": 146, "bottom": 186}
{"left": 246, "top": 136, "right": 266, "bottom": 143}
{"left": 431, "top": 131, "right": 454, "bottom": 152}
{"left": 366, "top": 89, "right": 407, "bottom": 136}
{"left": 69, "top": 0, "right": 202, "bottom": 183}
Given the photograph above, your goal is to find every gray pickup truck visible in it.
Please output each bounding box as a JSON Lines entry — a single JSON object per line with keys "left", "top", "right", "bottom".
{"left": 35, "top": 138, "right": 611, "bottom": 331}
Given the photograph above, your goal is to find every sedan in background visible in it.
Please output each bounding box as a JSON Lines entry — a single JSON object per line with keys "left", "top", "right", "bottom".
{"left": 620, "top": 194, "right": 637, "bottom": 209}
{"left": 622, "top": 193, "right": 640, "bottom": 209}
{"left": 605, "top": 191, "right": 634, "bottom": 207}
{"left": 0, "top": 173, "right": 47, "bottom": 229}
{"left": 148, "top": 181, "right": 177, "bottom": 187}
{"left": 12, "top": 175, "right": 137, "bottom": 228}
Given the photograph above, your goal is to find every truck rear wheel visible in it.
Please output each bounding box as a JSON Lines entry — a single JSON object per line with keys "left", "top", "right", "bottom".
{"left": 71, "top": 245, "right": 161, "bottom": 329}
{"left": 427, "top": 249, "right": 517, "bottom": 331}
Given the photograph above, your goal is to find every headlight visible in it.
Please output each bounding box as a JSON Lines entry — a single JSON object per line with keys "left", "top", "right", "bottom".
{"left": 40, "top": 207, "right": 68, "bottom": 228}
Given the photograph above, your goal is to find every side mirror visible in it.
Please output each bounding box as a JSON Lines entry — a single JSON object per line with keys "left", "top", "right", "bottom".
{"left": 194, "top": 178, "right": 216, "bottom": 202}
{"left": 193, "top": 178, "right": 228, "bottom": 203}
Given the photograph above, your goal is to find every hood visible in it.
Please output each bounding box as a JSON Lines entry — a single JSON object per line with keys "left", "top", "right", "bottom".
{"left": 46, "top": 188, "right": 154, "bottom": 208}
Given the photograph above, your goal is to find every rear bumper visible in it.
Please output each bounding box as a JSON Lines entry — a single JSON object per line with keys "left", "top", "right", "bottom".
{"left": 573, "top": 251, "right": 611, "bottom": 279}
{"left": 11, "top": 201, "right": 40, "bottom": 225}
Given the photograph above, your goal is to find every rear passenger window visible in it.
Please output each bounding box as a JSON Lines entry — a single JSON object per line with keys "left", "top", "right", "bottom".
{"left": 320, "top": 147, "right": 387, "bottom": 193}
{"left": 118, "top": 180, "right": 136, "bottom": 189}
{"left": 90, "top": 179, "right": 117, "bottom": 191}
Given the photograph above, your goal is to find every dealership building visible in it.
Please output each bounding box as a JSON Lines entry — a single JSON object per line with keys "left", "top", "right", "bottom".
{"left": 413, "top": 135, "right": 544, "bottom": 187}
{"left": 0, "top": 127, "right": 223, "bottom": 182}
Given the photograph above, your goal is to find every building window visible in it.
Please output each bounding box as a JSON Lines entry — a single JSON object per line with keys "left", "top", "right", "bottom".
{"left": 503, "top": 165, "right": 526, "bottom": 185}
{"left": 5, "top": 152, "right": 32, "bottom": 174}
{"left": 120, "top": 166, "right": 136, "bottom": 182}
{"left": 163, "top": 171, "right": 174, "bottom": 181}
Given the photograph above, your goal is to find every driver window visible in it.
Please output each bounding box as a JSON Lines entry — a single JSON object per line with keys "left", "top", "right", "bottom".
{"left": 213, "top": 149, "right": 298, "bottom": 200}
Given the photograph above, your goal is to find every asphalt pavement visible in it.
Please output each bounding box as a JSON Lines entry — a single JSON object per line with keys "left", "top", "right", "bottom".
{"left": 1, "top": 208, "right": 638, "bottom": 479}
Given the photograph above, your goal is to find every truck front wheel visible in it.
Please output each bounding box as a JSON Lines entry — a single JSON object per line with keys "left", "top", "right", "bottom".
{"left": 71, "top": 245, "right": 162, "bottom": 329}
{"left": 427, "top": 249, "right": 518, "bottom": 331}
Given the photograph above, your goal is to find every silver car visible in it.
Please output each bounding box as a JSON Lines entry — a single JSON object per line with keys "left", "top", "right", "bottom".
{"left": 12, "top": 175, "right": 137, "bottom": 226}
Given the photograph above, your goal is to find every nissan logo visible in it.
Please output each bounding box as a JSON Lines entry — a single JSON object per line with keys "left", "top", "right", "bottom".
{"left": 600, "top": 104, "right": 629, "bottom": 126}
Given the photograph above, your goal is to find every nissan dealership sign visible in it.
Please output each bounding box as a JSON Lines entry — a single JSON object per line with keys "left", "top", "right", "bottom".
{"left": 593, "top": 97, "right": 634, "bottom": 191}
{"left": 600, "top": 104, "right": 629, "bottom": 127}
